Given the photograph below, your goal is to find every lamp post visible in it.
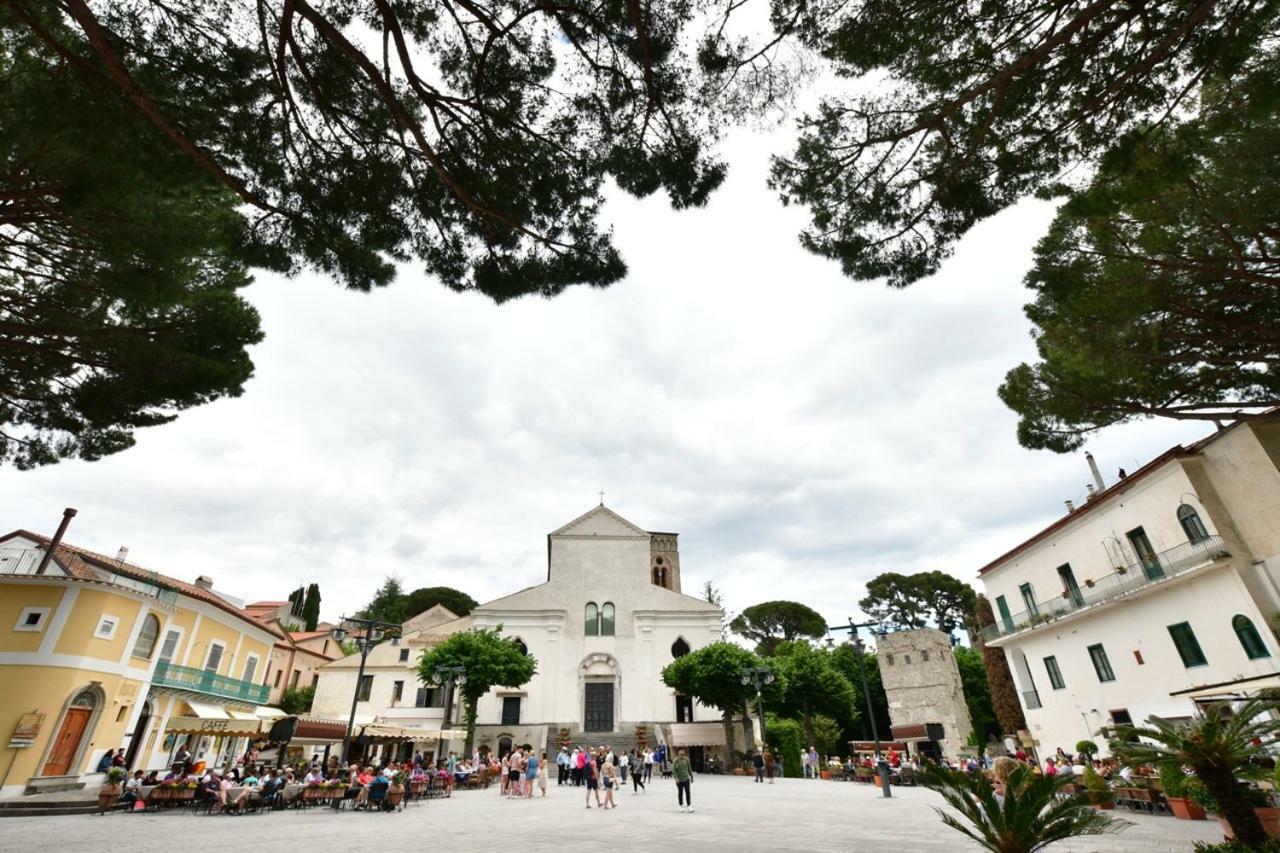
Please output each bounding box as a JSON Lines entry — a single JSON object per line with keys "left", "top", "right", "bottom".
{"left": 331, "top": 616, "right": 401, "bottom": 766}
{"left": 829, "top": 618, "right": 892, "bottom": 798}
{"left": 432, "top": 665, "right": 467, "bottom": 764}
{"left": 739, "top": 666, "right": 774, "bottom": 751}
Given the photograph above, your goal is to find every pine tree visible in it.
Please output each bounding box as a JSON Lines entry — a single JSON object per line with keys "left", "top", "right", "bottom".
{"left": 287, "top": 586, "right": 305, "bottom": 619}
{"left": 973, "top": 596, "right": 1027, "bottom": 736}
{"left": 302, "top": 583, "right": 321, "bottom": 631}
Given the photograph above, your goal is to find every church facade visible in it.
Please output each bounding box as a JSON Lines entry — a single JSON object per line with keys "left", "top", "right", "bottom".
{"left": 466, "top": 505, "right": 725, "bottom": 752}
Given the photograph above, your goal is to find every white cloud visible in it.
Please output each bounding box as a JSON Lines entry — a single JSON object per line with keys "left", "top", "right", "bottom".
{"left": 1, "top": 125, "right": 1211, "bottom": 630}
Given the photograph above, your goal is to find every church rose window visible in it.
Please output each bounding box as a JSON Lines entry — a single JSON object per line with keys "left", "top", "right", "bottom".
{"left": 585, "top": 603, "right": 599, "bottom": 636}
{"left": 601, "top": 603, "right": 615, "bottom": 636}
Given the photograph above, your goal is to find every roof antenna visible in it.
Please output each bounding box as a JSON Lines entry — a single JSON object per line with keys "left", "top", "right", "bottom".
{"left": 36, "top": 507, "right": 78, "bottom": 575}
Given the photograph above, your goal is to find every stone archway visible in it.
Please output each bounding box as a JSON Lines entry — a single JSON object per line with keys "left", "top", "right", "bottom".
{"left": 578, "top": 653, "right": 620, "bottom": 733}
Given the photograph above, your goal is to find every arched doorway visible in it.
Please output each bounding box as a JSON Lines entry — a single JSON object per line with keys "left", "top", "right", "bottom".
{"left": 42, "top": 686, "right": 102, "bottom": 777}
{"left": 497, "top": 736, "right": 513, "bottom": 759}
{"left": 124, "top": 700, "right": 154, "bottom": 769}
{"left": 579, "top": 653, "right": 620, "bottom": 733}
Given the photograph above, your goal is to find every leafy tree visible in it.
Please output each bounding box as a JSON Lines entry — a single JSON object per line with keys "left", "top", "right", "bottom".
{"left": 1112, "top": 699, "right": 1280, "bottom": 848}
{"left": 772, "top": 0, "right": 1278, "bottom": 288}
{"left": 5, "top": 0, "right": 799, "bottom": 305}
{"left": 0, "top": 9, "right": 266, "bottom": 469}
{"left": 730, "top": 600, "right": 827, "bottom": 656}
{"left": 287, "top": 587, "right": 306, "bottom": 618}
{"left": 859, "top": 571, "right": 976, "bottom": 636}
{"left": 279, "top": 685, "right": 316, "bottom": 715}
{"left": 974, "top": 596, "right": 1027, "bottom": 736}
{"left": 302, "top": 583, "right": 321, "bottom": 631}
{"left": 359, "top": 576, "right": 406, "bottom": 624}
{"left": 920, "top": 764, "right": 1125, "bottom": 853}
{"left": 769, "top": 640, "right": 857, "bottom": 747}
{"left": 999, "top": 60, "right": 1280, "bottom": 450}
{"left": 829, "top": 644, "right": 891, "bottom": 744}
{"left": 661, "top": 642, "right": 769, "bottom": 755}
{"left": 418, "top": 627, "right": 536, "bottom": 752}
{"left": 809, "top": 714, "right": 843, "bottom": 758}
{"left": 954, "top": 646, "right": 999, "bottom": 750}
{"left": 764, "top": 715, "right": 804, "bottom": 778}
{"left": 403, "top": 587, "right": 478, "bottom": 621}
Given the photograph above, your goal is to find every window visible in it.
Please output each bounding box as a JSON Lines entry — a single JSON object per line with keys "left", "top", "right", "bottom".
{"left": 600, "top": 603, "right": 615, "bottom": 636}
{"left": 1233, "top": 615, "right": 1270, "bottom": 660}
{"left": 290, "top": 669, "right": 301, "bottom": 689}
{"left": 116, "top": 705, "right": 129, "bottom": 722}
{"left": 501, "top": 696, "right": 521, "bottom": 725}
{"left": 585, "top": 603, "right": 599, "bottom": 636}
{"left": 158, "top": 630, "right": 180, "bottom": 663}
{"left": 1087, "top": 644, "right": 1116, "bottom": 682}
{"left": 13, "top": 606, "right": 50, "bottom": 632}
{"left": 995, "top": 596, "right": 1014, "bottom": 632}
{"left": 1057, "top": 564, "right": 1084, "bottom": 607}
{"left": 884, "top": 654, "right": 894, "bottom": 665}
{"left": 921, "top": 650, "right": 930, "bottom": 662}
{"left": 131, "top": 614, "right": 160, "bottom": 660}
{"left": 1018, "top": 583, "right": 1038, "bottom": 616}
{"left": 204, "top": 642, "right": 225, "bottom": 672}
{"left": 356, "top": 675, "right": 373, "bottom": 701}
{"left": 311, "top": 673, "right": 318, "bottom": 688}
{"left": 903, "top": 654, "right": 912, "bottom": 664}
{"left": 1167, "top": 622, "right": 1208, "bottom": 667}
{"left": 392, "top": 680, "right": 404, "bottom": 703}
{"left": 671, "top": 638, "right": 690, "bottom": 658}
{"left": 1043, "top": 656, "right": 1065, "bottom": 690}
{"left": 273, "top": 670, "right": 283, "bottom": 688}
{"left": 1177, "top": 505, "right": 1210, "bottom": 544}
{"left": 241, "top": 655, "right": 258, "bottom": 684}
{"left": 399, "top": 648, "right": 410, "bottom": 663}
{"left": 94, "top": 615, "right": 120, "bottom": 640}
{"left": 415, "top": 687, "right": 444, "bottom": 708}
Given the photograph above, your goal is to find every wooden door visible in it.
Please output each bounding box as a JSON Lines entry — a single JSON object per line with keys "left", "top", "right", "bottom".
{"left": 42, "top": 708, "right": 91, "bottom": 776}
{"left": 584, "top": 683, "right": 614, "bottom": 732}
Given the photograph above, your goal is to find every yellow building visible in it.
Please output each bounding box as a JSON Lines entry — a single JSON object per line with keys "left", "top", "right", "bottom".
{"left": 0, "top": 529, "right": 281, "bottom": 798}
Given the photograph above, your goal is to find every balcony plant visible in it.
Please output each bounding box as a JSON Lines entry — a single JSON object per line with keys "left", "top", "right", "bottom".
{"left": 919, "top": 763, "right": 1126, "bottom": 853}
{"left": 1113, "top": 699, "right": 1280, "bottom": 846}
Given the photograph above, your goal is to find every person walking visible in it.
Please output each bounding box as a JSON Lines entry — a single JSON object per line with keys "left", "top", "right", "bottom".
{"left": 583, "top": 749, "right": 602, "bottom": 808}
{"left": 673, "top": 749, "right": 693, "bottom": 813}
{"left": 601, "top": 756, "right": 619, "bottom": 809}
{"left": 643, "top": 748, "right": 654, "bottom": 783}
{"left": 537, "top": 752, "right": 548, "bottom": 797}
{"left": 752, "top": 750, "right": 765, "bottom": 783}
{"left": 764, "top": 750, "right": 776, "bottom": 784}
{"left": 619, "top": 750, "right": 629, "bottom": 785}
{"left": 631, "top": 750, "right": 646, "bottom": 794}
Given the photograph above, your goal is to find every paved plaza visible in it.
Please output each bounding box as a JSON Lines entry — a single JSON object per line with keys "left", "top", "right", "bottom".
{"left": 0, "top": 776, "right": 1224, "bottom": 853}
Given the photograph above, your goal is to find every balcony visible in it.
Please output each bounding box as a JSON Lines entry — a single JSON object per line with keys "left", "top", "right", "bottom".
{"left": 152, "top": 661, "right": 269, "bottom": 704}
{"left": 1022, "top": 689, "right": 1042, "bottom": 710}
{"left": 983, "top": 535, "right": 1230, "bottom": 643}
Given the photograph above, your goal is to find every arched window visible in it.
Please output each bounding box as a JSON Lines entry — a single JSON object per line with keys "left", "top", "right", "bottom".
{"left": 130, "top": 614, "right": 160, "bottom": 660}
{"left": 671, "top": 637, "right": 690, "bottom": 658}
{"left": 1233, "top": 615, "right": 1269, "bottom": 660}
{"left": 600, "top": 603, "right": 615, "bottom": 636}
{"left": 1177, "top": 504, "right": 1210, "bottom": 544}
{"left": 585, "top": 603, "right": 599, "bottom": 636}
{"left": 70, "top": 688, "right": 99, "bottom": 709}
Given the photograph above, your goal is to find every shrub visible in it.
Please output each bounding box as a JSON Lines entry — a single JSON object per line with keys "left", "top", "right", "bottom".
{"left": 1082, "top": 766, "right": 1114, "bottom": 806}
{"left": 765, "top": 717, "right": 804, "bottom": 778}
{"left": 1075, "top": 740, "right": 1099, "bottom": 757}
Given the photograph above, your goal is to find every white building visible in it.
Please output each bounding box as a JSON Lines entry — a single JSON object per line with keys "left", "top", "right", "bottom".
{"left": 978, "top": 418, "right": 1280, "bottom": 756}
{"left": 311, "top": 505, "right": 726, "bottom": 761}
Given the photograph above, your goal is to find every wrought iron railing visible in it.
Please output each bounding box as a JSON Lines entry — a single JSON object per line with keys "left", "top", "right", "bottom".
{"left": 152, "top": 661, "right": 270, "bottom": 704}
{"left": 0, "top": 546, "right": 179, "bottom": 605}
{"left": 983, "top": 535, "right": 1229, "bottom": 642}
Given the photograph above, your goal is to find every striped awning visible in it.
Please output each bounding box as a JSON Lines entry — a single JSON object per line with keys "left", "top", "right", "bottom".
{"left": 666, "top": 722, "right": 727, "bottom": 747}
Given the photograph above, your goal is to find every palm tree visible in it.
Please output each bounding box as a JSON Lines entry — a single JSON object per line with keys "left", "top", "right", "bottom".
{"left": 1111, "top": 698, "right": 1280, "bottom": 847}
{"left": 919, "top": 765, "right": 1125, "bottom": 853}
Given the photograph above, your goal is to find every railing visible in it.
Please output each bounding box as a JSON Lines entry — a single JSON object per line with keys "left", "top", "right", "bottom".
{"left": 1022, "top": 689, "right": 1042, "bottom": 710}
{"left": 0, "top": 546, "right": 179, "bottom": 606}
{"left": 983, "top": 535, "right": 1229, "bottom": 642}
{"left": 152, "top": 661, "right": 270, "bottom": 704}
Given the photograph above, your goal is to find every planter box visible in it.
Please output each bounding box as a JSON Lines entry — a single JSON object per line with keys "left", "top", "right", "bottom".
{"left": 1222, "top": 807, "right": 1280, "bottom": 840}
{"left": 1168, "top": 796, "right": 1207, "bottom": 821}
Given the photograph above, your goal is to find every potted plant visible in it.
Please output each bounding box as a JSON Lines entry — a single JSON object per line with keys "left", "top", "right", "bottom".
{"left": 1199, "top": 787, "right": 1280, "bottom": 840}
{"left": 387, "top": 771, "right": 406, "bottom": 809}
{"left": 1075, "top": 740, "right": 1099, "bottom": 759}
{"left": 97, "top": 766, "right": 126, "bottom": 812}
{"left": 1113, "top": 699, "right": 1280, "bottom": 845}
{"left": 1082, "top": 767, "right": 1115, "bottom": 810}
{"left": 919, "top": 763, "right": 1126, "bottom": 853}
{"left": 1160, "top": 765, "right": 1207, "bottom": 820}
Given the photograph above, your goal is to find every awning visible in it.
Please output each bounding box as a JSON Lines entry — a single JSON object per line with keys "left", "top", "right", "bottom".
{"left": 359, "top": 725, "right": 439, "bottom": 743}
{"left": 292, "top": 718, "right": 348, "bottom": 742}
{"left": 185, "top": 700, "right": 229, "bottom": 719}
{"left": 166, "top": 716, "right": 262, "bottom": 736}
{"left": 255, "top": 706, "right": 287, "bottom": 719}
{"left": 1170, "top": 673, "right": 1280, "bottom": 699}
{"left": 891, "top": 723, "right": 945, "bottom": 743}
{"left": 227, "top": 709, "right": 259, "bottom": 721}
{"left": 667, "top": 722, "right": 727, "bottom": 747}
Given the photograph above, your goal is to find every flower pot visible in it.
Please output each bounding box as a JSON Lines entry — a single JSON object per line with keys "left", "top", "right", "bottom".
{"left": 1168, "top": 796, "right": 1207, "bottom": 820}
{"left": 873, "top": 774, "right": 883, "bottom": 788}
{"left": 820, "top": 770, "right": 831, "bottom": 781}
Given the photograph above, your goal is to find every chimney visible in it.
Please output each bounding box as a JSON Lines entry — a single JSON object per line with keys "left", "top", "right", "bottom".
{"left": 1085, "top": 452, "right": 1105, "bottom": 492}
{"left": 194, "top": 575, "right": 214, "bottom": 591}
{"left": 1064, "top": 500, "right": 1076, "bottom": 513}
{"left": 116, "top": 546, "right": 129, "bottom": 564}
{"left": 1117, "top": 468, "right": 1127, "bottom": 480}
{"left": 36, "top": 507, "right": 78, "bottom": 575}
{"left": 1085, "top": 484, "right": 1098, "bottom": 501}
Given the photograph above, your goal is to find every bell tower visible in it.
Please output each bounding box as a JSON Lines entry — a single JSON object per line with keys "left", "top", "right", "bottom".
{"left": 649, "top": 532, "right": 680, "bottom": 593}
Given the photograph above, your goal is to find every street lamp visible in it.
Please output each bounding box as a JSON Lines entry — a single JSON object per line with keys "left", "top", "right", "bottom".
{"left": 740, "top": 666, "right": 774, "bottom": 750}
{"left": 432, "top": 665, "right": 467, "bottom": 764}
{"left": 829, "top": 618, "right": 892, "bottom": 798}
{"left": 331, "top": 615, "right": 401, "bottom": 766}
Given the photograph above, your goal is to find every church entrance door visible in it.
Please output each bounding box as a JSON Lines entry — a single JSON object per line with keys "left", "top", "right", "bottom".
{"left": 584, "top": 683, "right": 614, "bottom": 732}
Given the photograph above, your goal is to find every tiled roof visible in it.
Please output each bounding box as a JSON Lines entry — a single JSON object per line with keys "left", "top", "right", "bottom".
{"left": 0, "top": 530, "right": 278, "bottom": 636}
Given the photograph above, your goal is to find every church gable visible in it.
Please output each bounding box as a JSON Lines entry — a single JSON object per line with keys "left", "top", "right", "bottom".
{"left": 550, "top": 505, "right": 649, "bottom": 539}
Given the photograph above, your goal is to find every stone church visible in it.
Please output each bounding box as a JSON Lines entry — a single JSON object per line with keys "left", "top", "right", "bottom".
{"left": 465, "top": 505, "right": 726, "bottom": 754}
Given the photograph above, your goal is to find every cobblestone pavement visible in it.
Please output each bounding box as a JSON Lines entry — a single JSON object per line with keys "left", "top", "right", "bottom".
{"left": 0, "top": 776, "right": 1224, "bottom": 853}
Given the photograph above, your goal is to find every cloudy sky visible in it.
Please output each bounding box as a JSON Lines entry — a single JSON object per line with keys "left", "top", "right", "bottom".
{"left": 2, "top": 126, "right": 1209, "bottom": 630}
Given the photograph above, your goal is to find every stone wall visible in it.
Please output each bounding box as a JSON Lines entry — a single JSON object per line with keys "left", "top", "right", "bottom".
{"left": 877, "top": 628, "right": 973, "bottom": 761}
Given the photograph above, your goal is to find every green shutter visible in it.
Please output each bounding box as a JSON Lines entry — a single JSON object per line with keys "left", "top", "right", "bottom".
{"left": 1044, "top": 656, "right": 1065, "bottom": 690}
{"left": 1167, "top": 622, "right": 1208, "bottom": 667}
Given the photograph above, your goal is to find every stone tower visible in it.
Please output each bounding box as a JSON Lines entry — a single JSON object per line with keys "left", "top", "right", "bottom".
{"left": 649, "top": 532, "right": 680, "bottom": 593}
{"left": 876, "top": 628, "right": 973, "bottom": 762}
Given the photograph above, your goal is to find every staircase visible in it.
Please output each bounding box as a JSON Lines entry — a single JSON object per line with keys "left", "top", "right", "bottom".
{"left": 559, "top": 723, "right": 664, "bottom": 757}
{"left": 0, "top": 790, "right": 106, "bottom": 818}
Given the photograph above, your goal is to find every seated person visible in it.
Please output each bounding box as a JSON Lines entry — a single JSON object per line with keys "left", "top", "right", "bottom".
{"left": 123, "top": 770, "right": 145, "bottom": 805}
